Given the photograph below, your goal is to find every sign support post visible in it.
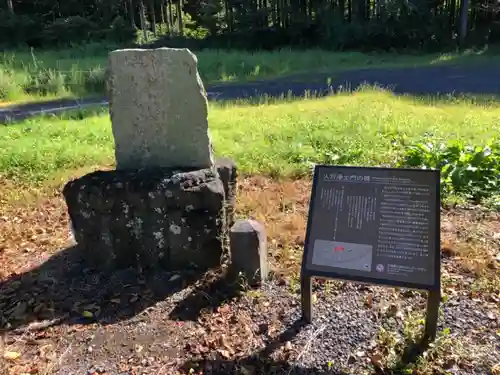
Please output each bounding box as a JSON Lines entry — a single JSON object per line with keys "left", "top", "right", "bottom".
{"left": 424, "top": 290, "right": 440, "bottom": 341}
{"left": 301, "top": 275, "right": 312, "bottom": 324}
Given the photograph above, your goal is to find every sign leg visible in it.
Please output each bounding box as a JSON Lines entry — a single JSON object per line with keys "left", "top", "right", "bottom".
{"left": 301, "top": 276, "right": 312, "bottom": 323}
{"left": 424, "top": 290, "right": 440, "bottom": 342}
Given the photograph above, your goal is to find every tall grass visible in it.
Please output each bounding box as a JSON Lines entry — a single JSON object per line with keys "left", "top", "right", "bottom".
{"left": 1, "top": 43, "right": 497, "bottom": 102}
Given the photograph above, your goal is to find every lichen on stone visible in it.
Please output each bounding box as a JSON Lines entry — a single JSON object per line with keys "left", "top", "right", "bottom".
{"left": 126, "top": 217, "right": 143, "bottom": 238}
{"left": 102, "top": 230, "right": 112, "bottom": 246}
{"left": 153, "top": 230, "right": 165, "bottom": 248}
{"left": 169, "top": 224, "right": 181, "bottom": 235}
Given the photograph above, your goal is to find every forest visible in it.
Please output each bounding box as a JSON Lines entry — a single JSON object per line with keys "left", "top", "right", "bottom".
{"left": 1, "top": 0, "right": 499, "bottom": 51}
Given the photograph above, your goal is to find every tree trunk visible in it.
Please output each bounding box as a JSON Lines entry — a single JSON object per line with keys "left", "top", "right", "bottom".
{"left": 458, "top": 0, "right": 469, "bottom": 47}
{"left": 449, "top": 0, "right": 456, "bottom": 37}
{"left": 339, "top": 0, "right": 345, "bottom": 19}
{"left": 273, "top": 0, "right": 279, "bottom": 26}
{"left": 224, "top": 0, "right": 233, "bottom": 32}
{"left": 168, "top": 0, "right": 175, "bottom": 32}
{"left": 128, "top": 0, "right": 136, "bottom": 28}
{"left": 160, "top": 0, "right": 168, "bottom": 34}
{"left": 176, "top": 0, "right": 184, "bottom": 36}
{"left": 150, "top": 0, "right": 157, "bottom": 36}
{"left": 6, "top": 0, "right": 14, "bottom": 14}
{"left": 139, "top": 0, "right": 148, "bottom": 41}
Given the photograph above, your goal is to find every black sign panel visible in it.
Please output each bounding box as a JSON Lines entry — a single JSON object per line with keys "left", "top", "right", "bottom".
{"left": 302, "top": 165, "right": 440, "bottom": 291}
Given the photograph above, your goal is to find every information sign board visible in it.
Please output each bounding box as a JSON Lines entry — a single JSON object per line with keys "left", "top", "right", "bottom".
{"left": 301, "top": 165, "right": 441, "bottom": 340}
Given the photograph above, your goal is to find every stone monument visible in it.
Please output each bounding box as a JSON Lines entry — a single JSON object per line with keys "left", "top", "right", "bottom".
{"left": 108, "top": 48, "right": 213, "bottom": 170}
{"left": 63, "top": 48, "right": 236, "bottom": 271}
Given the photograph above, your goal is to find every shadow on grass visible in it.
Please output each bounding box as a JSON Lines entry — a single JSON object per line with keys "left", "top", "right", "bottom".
{"left": 207, "top": 62, "right": 500, "bottom": 103}
{"left": 3, "top": 60, "right": 500, "bottom": 124}
{"left": 0, "top": 98, "right": 108, "bottom": 124}
{"left": 0, "top": 244, "right": 219, "bottom": 332}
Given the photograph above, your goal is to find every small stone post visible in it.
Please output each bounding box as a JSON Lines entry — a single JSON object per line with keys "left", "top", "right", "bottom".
{"left": 229, "top": 219, "right": 268, "bottom": 286}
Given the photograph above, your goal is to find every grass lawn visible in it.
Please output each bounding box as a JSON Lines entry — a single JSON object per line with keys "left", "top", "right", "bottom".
{"left": 1, "top": 89, "right": 499, "bottom": 184}
{"left": 1, "top": 43, "right": 500, "bottom": 103}
{"left": 0, "top": 91, "right": 499, "bottom": 374}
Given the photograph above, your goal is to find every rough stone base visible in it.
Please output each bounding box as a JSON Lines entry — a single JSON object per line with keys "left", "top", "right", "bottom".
{"left": 63, "top": 159, "right": 237, "bottom": 271}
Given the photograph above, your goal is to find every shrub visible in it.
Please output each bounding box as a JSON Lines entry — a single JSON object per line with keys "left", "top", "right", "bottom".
{"left": 398, "top": 139, "right": 500, "bottom": 202}
{"left": 0, "top": 11, "right": 43, "bottom": 47}
{"left": 105, "top": 16, "right": 137, "bottom": 44}
{"left": 42, "top": 16, "right": 99, "bottom": 46}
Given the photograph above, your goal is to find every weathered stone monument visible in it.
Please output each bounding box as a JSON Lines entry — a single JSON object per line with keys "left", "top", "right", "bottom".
{"left": 108, "top": 48, "right": 214, "bottom": 170}
{"left": 63, "top": 48, "right": 236, "bottom": 271}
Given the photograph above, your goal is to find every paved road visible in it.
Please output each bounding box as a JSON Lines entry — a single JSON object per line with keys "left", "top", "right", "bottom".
{"left": 1, "top": 64, "right": 499, "bottom": 123}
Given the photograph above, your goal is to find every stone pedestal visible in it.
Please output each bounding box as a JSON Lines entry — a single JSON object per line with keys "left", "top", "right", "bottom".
{"left": 63, "top": 159, "right": 237, "bottom": 271}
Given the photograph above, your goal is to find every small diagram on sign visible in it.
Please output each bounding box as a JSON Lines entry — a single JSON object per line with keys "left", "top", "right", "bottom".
{"left": 376, "top": 264, "right": 385, "bottom": 272}
{"left": 312, "top": 240, "right": 373, "bottom": 272}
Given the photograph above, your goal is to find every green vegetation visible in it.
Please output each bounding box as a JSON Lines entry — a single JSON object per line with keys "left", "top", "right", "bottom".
{"left": 1, "top": 89, "right": 499, "bottom": 202}
{"left": 2, "top": 0, "right": 499, "bottom": 52}
{"left": 399, "top": 139, "right": 500, "bottom": 203}
{"left": 1, "top": 45, "right": 498, "bottom": 103}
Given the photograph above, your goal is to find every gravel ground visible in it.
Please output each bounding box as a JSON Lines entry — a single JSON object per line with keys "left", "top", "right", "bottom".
{"left": 1, "top": 184, "right": 499, "bottom": 375}
{"left": 9, "top": 264, "right": 492, "bottom": 375}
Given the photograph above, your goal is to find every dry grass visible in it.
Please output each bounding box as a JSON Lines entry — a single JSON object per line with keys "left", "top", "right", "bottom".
{"left": 440, "top": 209, "right": 500, "bottom": 293}
{"left": 236, "top": 176, "right": 310, "bottom": 278}
{"left": 1, "top": 175, "right": 498, "bottom": 294}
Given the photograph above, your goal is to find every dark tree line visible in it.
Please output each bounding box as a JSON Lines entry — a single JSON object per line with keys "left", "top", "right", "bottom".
{"left": 1, "top": 0, "right": 499, "bottom": 50}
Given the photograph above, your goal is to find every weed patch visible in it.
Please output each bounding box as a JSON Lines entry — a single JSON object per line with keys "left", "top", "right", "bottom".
{"left": 399, "top": 139, "right": 500, "bottom": 204}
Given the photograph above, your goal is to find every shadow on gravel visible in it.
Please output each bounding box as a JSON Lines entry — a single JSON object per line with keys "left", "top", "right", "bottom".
{"left": 182, "top": 359, "right": 350, "bottom": 375}
{"left": 181, "top": 331, "right": 433, "bottom": 375}
{"left": 169, "top": 271, "right": 245, "bottom": 322}
{"left": 180, "top": 308, "right": 435, "bottom": 375}
{"left": 180, "top": 318, "right": 348, "bottom": 375}
{"left": 0, "top": 244, "right": 211, "bottom": 332}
